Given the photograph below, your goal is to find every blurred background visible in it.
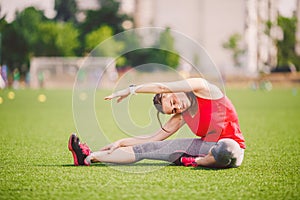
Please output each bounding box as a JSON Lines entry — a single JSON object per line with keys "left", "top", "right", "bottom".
{"left": 0, "top": 0, "right": 299, "bottom": 89}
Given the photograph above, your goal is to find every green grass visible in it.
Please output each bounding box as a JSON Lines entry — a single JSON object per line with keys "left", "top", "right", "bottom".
{"left": 0, "top": 88, "right": 299, "bottom": 200}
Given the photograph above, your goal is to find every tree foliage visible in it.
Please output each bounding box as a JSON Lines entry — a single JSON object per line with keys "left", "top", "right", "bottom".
{"left": 85, "top": 25, "right": 124, "bottom": 57}
{"left": 0, "top": 0, "right": 179, "bottom": 73}
{"left": 1, "top": 7, "right": 46, "bottom": 70}
{"left": 54, "top": 0, "right": 78, "bottom": 23}
{"left": 222, "top": 33, "right": 245, "bottom": 67}
{"left": 79, "top": 0, "right": 129, "bottom": 36}
{"left": 1, "top": 7, "right": 79, "bottom": 71}
{"left": 156, "top": 28, "right": 180, "bottom": 68}
{"left": 276, "top": 16, "right": 300, "bottom": 70}
{"left": 76, "top": 0, "right": 131, "bottom": 56}
{"left": 36, "top": 22, "right": 79, "bottom": 56}
{"left": 122, "top": 28, "right": 180, "bottom": 70}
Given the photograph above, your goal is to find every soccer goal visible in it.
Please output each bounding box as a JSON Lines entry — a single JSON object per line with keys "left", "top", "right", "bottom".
{"left": 30, "top": 57, "right": 117, "bottom": 89}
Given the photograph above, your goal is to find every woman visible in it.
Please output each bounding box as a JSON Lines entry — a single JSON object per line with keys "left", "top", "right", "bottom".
{"left": 68, "top": 78, "right": 245, "bottom": 168}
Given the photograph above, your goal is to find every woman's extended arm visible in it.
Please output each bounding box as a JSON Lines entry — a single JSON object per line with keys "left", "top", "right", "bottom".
{"left": 100, "top": 114, "right": 185, "bottom": 153}
{"left": 105, "top": 78, "right": 222, "bottom": 102}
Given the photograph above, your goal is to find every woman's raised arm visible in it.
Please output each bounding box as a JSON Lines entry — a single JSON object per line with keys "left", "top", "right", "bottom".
{"left": 104, "top": 78, "right": 220, "bottom": 102}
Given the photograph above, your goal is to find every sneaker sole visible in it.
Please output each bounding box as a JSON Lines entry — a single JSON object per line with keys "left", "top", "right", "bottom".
{"left": 68, "top": 134, "right": 79, "bottom": 166}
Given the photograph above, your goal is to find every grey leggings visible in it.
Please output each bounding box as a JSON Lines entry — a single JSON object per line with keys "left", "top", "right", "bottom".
{"left": 133, "top": 138, "right": 214, "bottom": 162}
{"left": 133, "top": 138, "right": 244, "bottom": 168}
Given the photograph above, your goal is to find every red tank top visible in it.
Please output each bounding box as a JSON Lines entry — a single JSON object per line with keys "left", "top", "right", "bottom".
{"left": 182, "top": 96, "right": 246, "bottom": 149}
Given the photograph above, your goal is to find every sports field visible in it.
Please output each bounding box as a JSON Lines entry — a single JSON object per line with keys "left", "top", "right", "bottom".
{"left": 0, "top": 88, "right": 299, "bottom": 200}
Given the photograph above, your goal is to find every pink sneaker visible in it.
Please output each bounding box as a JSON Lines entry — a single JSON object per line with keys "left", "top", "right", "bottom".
{"left": 68, "top": 133, "right": 91, "bottom": 166}
{"left": 181, "top": 157, "right": 198, "bottom": 167}
{"left": 169, "top": 150, "right": 202, "bottom": 167}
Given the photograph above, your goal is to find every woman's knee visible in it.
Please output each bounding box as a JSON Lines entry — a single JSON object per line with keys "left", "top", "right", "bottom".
{"left": 210, "top": 139, "right": 244, "bottom": 168}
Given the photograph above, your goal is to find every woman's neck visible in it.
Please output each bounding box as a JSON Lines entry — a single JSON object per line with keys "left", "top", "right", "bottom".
{"left": 184, "top": 92, "right": 198, "bottom": 117}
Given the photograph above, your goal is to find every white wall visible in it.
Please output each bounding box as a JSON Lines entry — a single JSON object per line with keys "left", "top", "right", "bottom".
{"left": 200, "top": 0, "right": 245, "bottom": 71}
{"left": 135, "top": 0, "right": 246, "bottom": 74}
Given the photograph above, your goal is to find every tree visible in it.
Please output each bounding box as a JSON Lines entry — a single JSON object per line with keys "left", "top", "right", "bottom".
{"left": 276, "top": 16, "right": 300, "bottom": 70}
{"left": 85, "top": 25, "right": 124, "bottom": 56}
{"left": 54, "top": 0, "right": 78, "bottom": 23}
{"left": 85, "top": 25, "right": 125, "bottom": 66}
{"left": 222, "top": 33, "right": 245, "bottom": 67}
{"left": 156, "top": 27, "right": 180, "bottom": 68}
{"left": 1, "top": 7, "right": 46, "bottom": 71}
{"left": 1, "top": 22, "right": 27, "bottom": 70}
{"left": 0, "top": 15, "right": 8, "bottom": 65}
{"left": 122, "top": 28, "right": 180, "bottom": 70}
{"left": 78, "top": 0, "right": 131, "bottom": 38}
{"left": 1, "top": 7, "right": 80, "bottom": 72}
{"left": 36, "top": 22, "right": 79, "bottom": 56}
{"left": 120, "top": 31, "right": 143, "bottom": 67}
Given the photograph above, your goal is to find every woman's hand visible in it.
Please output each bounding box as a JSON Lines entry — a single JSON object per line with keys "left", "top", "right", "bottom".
{"left": 100, "top": 140, "right": 123, "bottom": 154}
{"left": 104, "top": 88, "right": 130, "bottom": 103}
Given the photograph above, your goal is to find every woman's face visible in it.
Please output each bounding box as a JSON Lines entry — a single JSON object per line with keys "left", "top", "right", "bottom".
{"left": 161, "top": 92, "right": 191, "bottom": 114}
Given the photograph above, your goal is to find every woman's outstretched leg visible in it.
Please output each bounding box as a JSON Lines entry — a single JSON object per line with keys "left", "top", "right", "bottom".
{"left": 88, "top": 138, "right": 215, "bottom": 165}
{"left": 86, "top": 147, "right": 136, "bottom": 164}
{"left": 69, "top": 133, "right": 214, "bottom": 166}
{"left": 68, "top": 133, "right": 136, "bottom": 166}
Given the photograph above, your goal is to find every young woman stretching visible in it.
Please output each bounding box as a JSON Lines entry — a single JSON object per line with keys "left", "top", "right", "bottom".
{"left": 68, "top": 78, "right": 245, "bottom": 168}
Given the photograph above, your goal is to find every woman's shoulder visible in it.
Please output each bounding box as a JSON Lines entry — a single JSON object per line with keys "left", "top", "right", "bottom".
{"left": 192, "top": 79, "right": 224, "bottom": 100}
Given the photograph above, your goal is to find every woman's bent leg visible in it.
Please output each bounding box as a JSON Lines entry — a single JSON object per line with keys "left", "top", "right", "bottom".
{"left": 133, "top": 138, "right": 215, "bottom": 162}
{"left": 210, "top": 138, "right": 245, "bottom": 168}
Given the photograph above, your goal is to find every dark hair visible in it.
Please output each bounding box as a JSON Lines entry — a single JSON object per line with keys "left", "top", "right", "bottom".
{"left": 153, "top": 93, "right": 164, "bottom": 114}
{"left": 153, "top": 94, "right": 168, "bottom": 132}
{"left": 152, "top": 92, "right": 195, "bottom": 133}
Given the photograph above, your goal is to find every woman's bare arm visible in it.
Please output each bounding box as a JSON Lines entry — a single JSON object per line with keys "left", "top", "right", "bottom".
{"left": 105, "top": 78, "right": 223, "bottom": 102}
{"left": 100, "top": 114, "right": 185, "bottom": 153}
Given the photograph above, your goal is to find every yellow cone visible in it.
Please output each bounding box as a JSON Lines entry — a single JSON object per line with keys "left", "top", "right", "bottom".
{"left": 38, "top": 94, "right": 47, "bottom": 103}
{"left": 8, "top": 91, "right": 15, "bottom": 100}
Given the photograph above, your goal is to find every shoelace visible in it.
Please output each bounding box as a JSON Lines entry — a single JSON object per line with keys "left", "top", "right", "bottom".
{"left": 79, "top": 143, "right": 91, "bottom": 156}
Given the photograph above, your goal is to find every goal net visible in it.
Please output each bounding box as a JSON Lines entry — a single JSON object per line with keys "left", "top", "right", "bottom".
{"left": 30, "top": 57, "right": 117, "bottom": 89}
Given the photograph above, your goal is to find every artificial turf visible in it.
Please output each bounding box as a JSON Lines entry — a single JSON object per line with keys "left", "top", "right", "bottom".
{"left": 0, "top": 88, "right": 299, "bottom": 199}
